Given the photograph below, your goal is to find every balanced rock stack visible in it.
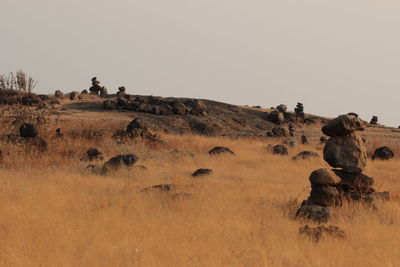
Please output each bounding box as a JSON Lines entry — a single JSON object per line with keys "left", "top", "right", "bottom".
{"left": 294, "top": 103, "right": 305, "bottom": 120}
{"left": 370, "top": 116, "right": 378, "bottom": 125}
{"left": 89, "top": 77, "right": 108, "bottom": 96}
{"left": 296, "top": 113, "right": 384, "bottom": 222}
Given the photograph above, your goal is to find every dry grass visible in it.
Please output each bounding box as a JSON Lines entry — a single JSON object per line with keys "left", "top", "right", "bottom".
{"left": 0, "top": 114, "right": 400, "bottom": 266}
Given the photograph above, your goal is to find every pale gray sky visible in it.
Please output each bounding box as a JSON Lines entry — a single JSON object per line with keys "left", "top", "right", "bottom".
{"left": 2, "top": 0, "right": 400, "bottom": 126}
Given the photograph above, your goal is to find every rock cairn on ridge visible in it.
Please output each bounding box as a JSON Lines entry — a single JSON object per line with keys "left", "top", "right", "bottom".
{"left": 89, "top": 77, "right": 108, "bottom": 96}
{"left": 294, "top": 103, "right": 305, "bottom": 121}
{"left": 296, "top": 113, "right": 388, "bottom": 223}
{"left": 370, "top": 116, "right": 378, "bottom": 125}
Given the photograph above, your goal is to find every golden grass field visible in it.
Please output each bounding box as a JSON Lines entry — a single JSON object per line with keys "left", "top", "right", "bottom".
{"left": 1, "top": 111, "right": 400, "bottom": 266}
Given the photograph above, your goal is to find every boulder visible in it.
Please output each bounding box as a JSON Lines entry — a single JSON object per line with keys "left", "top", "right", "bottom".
{"left": 322, "top": 114, "right": 366, "bottom": 137}
{"left": 81, "top": 89, "right": 88, "bottom": 95}
{"left": 333, "top": 170, "right": 375, "bottom": 197}
{"left": 87, "top": 148, "right": 103, "bottom": 161}
{"left": 310, "top": 184, "right": 340, "bottom": 207}
{"left": 102, "top": 154, "right": 138, "bottom": 173}
{"left": 55, "top": 90, "right": 64, "bottom": 99}
{"left": 295, "top": 204, "right": 330, "bottom": 223}
{"left": 208, "top": 146, "right": 235, "bottom": 155}
{"left": 372, "top": 146, "right": 394, "bottom": 160}
{"left": 293, "top": 151, "right": 319, "bottom": 160}
{"left": 323, "top": 134, "right": 367, "bottom": 173}
{"left": 272, "top": 145, "right": 288, "bottom": 155}
{"left": 69, "top": 91, "right": 78, "bottom": 100}
{"left": 192, "top": 168, "right": 213, "bottom": 177}
{"left": 276, "top": 104, "right": 287, "bottom": 112}
{"left": 309, "top": 168, "right": 341, "bottom": 185}
{"left": 19, "top": 123, "right": 38, "bottom": 138}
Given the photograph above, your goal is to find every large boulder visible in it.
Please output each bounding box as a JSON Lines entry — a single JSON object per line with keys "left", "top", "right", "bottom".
{"left": 19, "top": 123, "right": 38, "bottom": 138}
{"left": 323, "top": 134, "right": 367, "bottom": 173}
{"left": 333, "top": 170, "right": 375, "bottom": 198}
{"left": 276, "top": 104, "right": 287, "bottom": 112}
{"left": 372, "top": 146, "right": 394, "bottom": 160}
{"left": 309, "top": 168, "right": 341, "bottom": 185}
{"left": 310, "top": 184, "right": 340, "bottom": 207}
{"left": 322, "top": 114, "right": 366, "bottom": 137}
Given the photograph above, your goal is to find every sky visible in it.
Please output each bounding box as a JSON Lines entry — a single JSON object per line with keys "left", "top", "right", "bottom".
{"left": 2, "top": 0, "right": 400, "bottom": 126}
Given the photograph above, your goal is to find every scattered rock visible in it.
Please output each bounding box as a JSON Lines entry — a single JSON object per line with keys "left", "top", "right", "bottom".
{"left": 19, "top": 123, "right": 38, "bottom": 138}
{"left": 102, "top": 154, "right": 138, "bottom": 173}
{"left": 81, "top": 89, "right": 88, "bottom": 95}
{"left": 87, "top": 148, "right": 103, "bottom": 161}
{"left": 299, "top": 225, "right": 346, "bottom": 242}
{"left": 126, "top": 118, "right": 157, "bottom": 141}
{"left": 293, "top": 151, "right": 319, "bottom": 160}
{"left": 55, "top": 90, "right": 64, "bottom": 99}
{"left": 169, "top": 149, "right": 195, "bottom": 159}
{"left": 322, "top": 113, "right": 366, "bottom": 137}
{"left": 69, "top": 91, "right": 78, "bottom": 100}
{"left": 192, "top": 168, "right": 213, "bottom": 177}
{"left": 323, "top": 134, "right": 367, "bottom": 173}
{"left": 271, "top": 126, "right": 287, "bottom": 137}
{"left": 209, "top": 146, "right": 235, "bottom": 155}
{"left": 372, "top": 146, "right": 394, "bottom": 160}
{"left": 141, "top": 184, "right": 177, "bottom": 194}
{"left": 272, "top": 145, "right": 288, "bottom": 155}
{"left": 55, "top": 128, "right": 64, "bottom": 138}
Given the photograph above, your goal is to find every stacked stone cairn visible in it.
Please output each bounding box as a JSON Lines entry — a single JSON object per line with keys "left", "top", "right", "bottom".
{"left": 89, "top": 77, "right": 108, "bottom": 96}
{"left": 370, "top": 116, "right": 378, "bottom": 125}
{"left": 294, "top": 103, "right": 305, "bottom": 121}
{"left": 296, "top": 113, "right": 388, "bottom": 223}
{"left": 117, "top": 86, "right": 126, "bottom": 96}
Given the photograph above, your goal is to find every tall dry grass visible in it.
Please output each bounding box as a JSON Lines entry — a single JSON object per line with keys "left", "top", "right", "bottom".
{"left": 0, "top": 116, "right": 399, "bottom": 266}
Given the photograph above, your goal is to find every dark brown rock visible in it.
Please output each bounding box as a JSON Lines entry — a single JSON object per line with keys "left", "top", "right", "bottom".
{"left": 322, "top": 114, "right": 366, "bottom": 137}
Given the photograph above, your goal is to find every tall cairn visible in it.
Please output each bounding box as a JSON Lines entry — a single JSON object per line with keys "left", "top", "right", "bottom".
{"left": 296, "top": 113, "right": 382, "bottom": 223}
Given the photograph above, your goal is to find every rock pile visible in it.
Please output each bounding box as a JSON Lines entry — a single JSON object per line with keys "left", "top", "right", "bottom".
{"left": 89, "top": 77, "right": 108, "bottom": 96}
{"left": 103, "top": 96, "right": 207, "bottom": 116}
{"left": 117, "top": 86, "right": 126, "bottom": 96}
{"left": 294, "top": 103, "right": 305, "bottom": 121}
{"left": 126, "top": 118, "right": 158, "bottom": 141}
{"left": 370, "top": 116, "right": 378, "bottom": 125}
{"left": 296, "top": 113, "right": 388, "bottom": 223}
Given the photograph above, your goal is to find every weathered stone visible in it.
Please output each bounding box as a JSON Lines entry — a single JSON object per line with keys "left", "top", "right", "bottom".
{"left": 310, "top": 184, "right": 340, "bottom": 207}
{"left": 192, "top": 168, "right": 213, "bottom": 177}
{"left": 276, "top": 104, "right": 287, "bottom": 112}
{"left": 309, "top": 168, "right": 340, "bottom": 185}
{"left": 19, "top": 123, "right": 38, "bottom": 138}
{"left": 323, "top": 134, "right": 367, "bottom": 173}
{"left": 102, "top": 154, "right": 138, "bottom": 173}
{"left": 55, "top": 90, "right": 64, "bottom": 99}
{"left": 209, "top": 146, "right": 235, "bottom": 155}
{"left": 273, "top": 145, "right": 288, "bottom": 155}
{"left": 372, "top": 146, "right": 394, "bottom": 160}
{"left": 69, "top": 91, "right": 78, "bottom": 100}
{"left": 87, "top": 148, "right": 103, "bottom": 161}
{"left": 322, "top": 114, "right": 366, "bottom": 137}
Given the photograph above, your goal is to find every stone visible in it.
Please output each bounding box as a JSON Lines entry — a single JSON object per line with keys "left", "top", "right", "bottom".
{"left": 55, "top": 90, "right": 64, "bottom": 99}
{"left": 309, "top": 168, "right": 340, "bottom": 185}
{"left": 271, "top": 126, "right": 287, "bottom": 137}
{"left": 19, "top": 123, "right": 38, "bottom": 138}
{"left": 81, "top": 89, "right": 88, "bottom": 95}
{"left": 370, "top": 116, "right": 378, "bottom": 125}
{"left": 87, "top": 148, "right": 103, "bottom": 161}
{"left": 192, "top": 168, "right": 213, "bottom": 177}
{"left": 102, "top": 154, "right": 138, "bottom": 173}
{"left": 323, "top": 134, "right": 367, "bottom": 173}
{"left": 322, "top": 114, "right": 366, "bottom": 137}
{"left": 372, "top": 146, "right": 394, "bottom": 160}
{"left": 310, "top": 184, "right": 340, "bottom": 207}
{"left": 69, "top": 91, "right": 78, "bottom": 100}
{"left": 272, "top": 145, "right": 288, "bottom": 155}
{"left": 55, "top": 128, "right": 64, "bottom": 138}
{"left": 333, "top": 170, "right": 375, "bottom": 195}
{"left": 276, "top": 104, "right": 287, "bottom": 112}
{"left": 141, "top": 184, "right": 177, "bottom": 194}
{"left": 208, "top": 146, "right": 235, "bottom": 155}
{"left": 293, "top": 151, "right": 319, "bottom": 160}
{"left": 295, "top": 204, "right": 330, "bottom": 223}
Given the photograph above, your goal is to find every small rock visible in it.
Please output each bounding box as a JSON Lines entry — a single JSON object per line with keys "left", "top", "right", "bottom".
{"left": 208, "top": 146, "right": 235, "bottom": 155}
{"left": 272, "top": 145, "right": 288, "bottom": 155}
{"left": 102, "top": 154, "right": 138, "bottom": 173}
{"left": 192, "top": 168, "right": 213, "bottom": 177}
{"left": 372, "top": 146, "right": 394, "bottom": 160}
{"left": 296, "top": 204, "right": 330, "bottom": 223}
